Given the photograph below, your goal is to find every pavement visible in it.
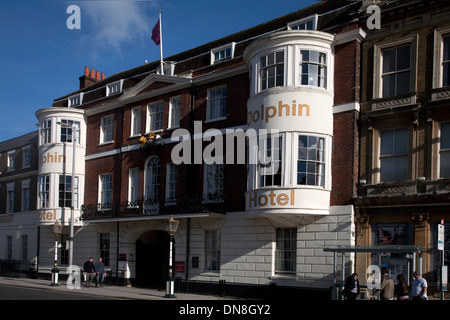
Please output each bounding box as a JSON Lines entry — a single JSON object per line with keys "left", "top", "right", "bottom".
{"left": 0, "top": 276, "right": 238, "bottom": 300}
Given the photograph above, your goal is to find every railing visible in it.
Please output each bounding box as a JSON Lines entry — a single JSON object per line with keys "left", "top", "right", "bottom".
{"left": 358, "top": 179, "right": 450, "bottom": 198}
{"left": 0, "top": 259, "right": 36, "bottom": 278}
{"left": 81, "top": 194, "right": 226, "bottom": 220}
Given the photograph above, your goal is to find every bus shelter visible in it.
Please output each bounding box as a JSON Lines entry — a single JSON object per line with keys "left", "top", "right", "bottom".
{"left": 323, "top": 245, "right": 428, "bottom": 300}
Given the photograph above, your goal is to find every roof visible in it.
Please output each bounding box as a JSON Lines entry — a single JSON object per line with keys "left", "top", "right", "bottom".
{"left": 0, "top": 130, "right": 38, "bottom": 153}
{"left": 53, "top": 0, "right": 360, "bottom": 102}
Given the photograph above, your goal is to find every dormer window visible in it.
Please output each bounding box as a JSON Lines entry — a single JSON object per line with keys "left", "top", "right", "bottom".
{"left": 68, "top": 93, "right": 84, "bottom": 107}
{"left": 288, "top": 14, "right": 318, "bottom": 31}
{"left": 211, "top": 43, "right": 236, "bottom": 64}
{"left": 159, "top": 62, "right": 176, "bottom": 76}
{"left": 106, "top": 80, "right": 124, "bottom": 96}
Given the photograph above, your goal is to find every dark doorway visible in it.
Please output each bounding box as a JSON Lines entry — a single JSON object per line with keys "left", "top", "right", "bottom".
{"left": 135, "top": 230, "right": 170, "bottom": 288}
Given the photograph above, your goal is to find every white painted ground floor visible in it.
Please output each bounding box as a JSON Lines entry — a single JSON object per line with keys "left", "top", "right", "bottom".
{"left": 0, "top": 205, "right": 355, "bottom": 295}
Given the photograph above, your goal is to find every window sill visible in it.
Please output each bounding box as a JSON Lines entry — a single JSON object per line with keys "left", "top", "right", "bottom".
{"left": 371, "top": 93, "right": 417, "bottom": 111}
{"left": 144, "top": 129, "right": 163, "bottom": 135}
{"left": 201, "top": 271, "right": 221, "bottom": 277}
{"left": 204, "top": 116, "right": 226, "bottom": 124}
{"left": 98, "top": 141, "right": 114, "bottom": 147}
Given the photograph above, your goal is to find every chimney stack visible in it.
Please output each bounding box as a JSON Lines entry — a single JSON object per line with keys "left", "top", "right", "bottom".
{"left": 79, "top": 66, "right": 106, "bottom": 90}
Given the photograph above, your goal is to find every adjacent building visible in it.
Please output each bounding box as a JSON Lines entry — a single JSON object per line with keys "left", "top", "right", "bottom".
{"left": 356, "top": 0, "right": 450, "bottom": 294}
{"left": 0, "top": 131, "right": 39, "bottom": 273}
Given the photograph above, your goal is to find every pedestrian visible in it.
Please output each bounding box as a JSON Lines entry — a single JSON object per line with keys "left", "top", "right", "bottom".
{"left": 95, "top": 257, "right": 106, "bottom": 287}
{"left": 411, "top": 271, "right": 428, "bottom": 300}
{"left": 395, "top": 274, "right": 409, "bottom": 300}
{"left": 378, "top": 267, "right": 395, "bottom": 300}
{"left": 83, "top": 257, "right": 96, "bottom": 288}
{"left": 343, "top": 273, "right": 360, "bottom": 300}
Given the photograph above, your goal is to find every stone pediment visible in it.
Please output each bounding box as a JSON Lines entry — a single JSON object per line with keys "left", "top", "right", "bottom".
{"left": 120, "top": 73, "right": 192, "bottom": 101}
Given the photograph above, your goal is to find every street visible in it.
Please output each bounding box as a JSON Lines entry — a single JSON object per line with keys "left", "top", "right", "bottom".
{"left": 0, "top": 284, "right": 117, "bottom": 300}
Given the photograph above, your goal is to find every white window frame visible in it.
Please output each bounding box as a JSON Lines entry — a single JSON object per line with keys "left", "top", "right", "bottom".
{"left": 433, "top": 27, "right": 450, "bottom": 91}
{"left": 144, "top": 157, "right": 161, "bottom": 202}
{"left": 373, "top": 35, "right": 418, "bottom": 100}
{"left": 128, "top": 168, "right": 139, "bottom": 207}
{"left": 21, "top": 180, "right": 30, "bottom": 212}
{"left": 259, "top": 50, "right": 285, "bottom": 92}
{"left": 7, "top": 151, "right": 15, "bottom": 172}
{"left": 257, "top": 134, "right": 283, "bottom": 188}
{"left": 439, "top": 122, "right": 450, "bottom": 179}
{"left": 375, "top": 127, "right": 410, "bottom": 183}
{"left": 275, "top": 228, "right": 297, "bottom": 275}
{"left": 159, "top": 62, "right": 176, "bottom": 76}
{"left": 100, "top": 115, "right": 114, "bottom": 144}
{"left": 146, "top": 101, "right": 164, "bottom": 133}
{"left": 287, "top": 14, "right": 318, "bottom": 31}
{"left": 40, "top": 119, "right": 52, "bottom": 145}
{"left": 165, "top": 163, "right": 177, "bottom": 202}
{"left": 168, "top": 96, "right": 180, "bottom": 130}
{"left": 99, "top": 173, "right": 112, "bottom": 208}
{"left": 210, "top": 43, "right": 236, "bottom": 65}
{"left": 39, "top": 175, "right": 50, "bottom": 209}
{"left": 68, "top": 93, "right": 84, "bottom": 107}
{"left": 6, "top": 182, "right": 14, "bottom": 214}
{"left": 131, "top": 107, "right": 142, "bottom": 137}
{"left": 299, "top": 50, "right": 327, "bottom": 89}
{"left": 59, "top": 119, "right": 81, "bottom": 144}
{"left": 206, "top": 86, "right": 227, "bottom": 122}
{"left": 22, "top": 145, "right": 31, "bottom": 169}
{"left": 296, "top": 135, "right": 326, "bottom": 187}
{"left": 58, "top": 175, "right": 79, "bottom": 209}
{"left": 106, "top": 80, "right": 124, "bottom": 96}
{"left": 203, "top": 161, "right": 224, "bottom": 201}
{"left": 204, "top": 230, "right": 221, "bottom": 272}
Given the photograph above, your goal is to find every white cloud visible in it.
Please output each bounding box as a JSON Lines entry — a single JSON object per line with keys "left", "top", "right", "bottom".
{"left": 82, "top": 1, "right": 157, "bottom": 53}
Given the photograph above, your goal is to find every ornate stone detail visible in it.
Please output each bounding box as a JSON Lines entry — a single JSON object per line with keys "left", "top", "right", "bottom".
{"left": 410, "top": 213, "right": 429, "bottom": 226}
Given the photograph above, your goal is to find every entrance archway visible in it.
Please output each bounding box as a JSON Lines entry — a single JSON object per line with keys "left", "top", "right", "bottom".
{"left": 135, "top": 230, "right": 170, "bottom": 288}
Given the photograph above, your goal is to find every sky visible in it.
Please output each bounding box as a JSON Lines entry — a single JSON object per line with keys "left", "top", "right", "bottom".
{"left": 0, "top": 0, "right": 318, "bottom": 142}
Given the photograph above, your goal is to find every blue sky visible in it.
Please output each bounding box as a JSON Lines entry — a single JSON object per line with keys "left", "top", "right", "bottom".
{"left": 0, "top": 0, "right": 317, "bottom": 142}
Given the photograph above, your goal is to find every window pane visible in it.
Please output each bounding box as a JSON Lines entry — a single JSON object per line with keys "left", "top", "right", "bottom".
{"left": 393, "top": 155, "right": 408, "bottom": 181}
{"left": 440, "top": 151, "right": 450, "bottom": 178}
{"left": 441, "top": 123, "right": 450, "bottom": 149}
{"left": 444, "top": 62, "right": 450, "bottom": 87}
{"left": 444, "top": 36, "right": 450, "bottom": 61}
{"left": 396, "top": 45, "right": 411, "bottom": 71}
{"left": 380, "top": 157, "right": 394, "bottom": 182}
{"left": 383, "top": 48, "right": 396, "bottom": 73}
{"left": 396, "top": 71, "right": 410, "bottom": 95}
{"left": 382, "top": 74, "right": 396, "bottom": 97}
{"left": 394, "top": 128, "right": 409, "bottom": 154}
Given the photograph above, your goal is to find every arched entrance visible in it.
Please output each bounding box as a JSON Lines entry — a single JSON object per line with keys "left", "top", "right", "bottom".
{"left": 135, "top": 230, "right": 170, "bottom": 288}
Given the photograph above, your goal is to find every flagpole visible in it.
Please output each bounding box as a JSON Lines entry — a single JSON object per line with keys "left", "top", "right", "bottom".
{"left": 159, "top": 9, "right": 164, "bottom": 74}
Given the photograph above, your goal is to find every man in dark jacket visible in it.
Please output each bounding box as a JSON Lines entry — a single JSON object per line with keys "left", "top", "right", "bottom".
{"left": 343, "top": 273, "right": 360, "bottom": 300}
{"left": 83, "top": 257, "right": 96, "bottom": 287}
{"left": 94, "top": 258, "right": 106, "bottom": 287}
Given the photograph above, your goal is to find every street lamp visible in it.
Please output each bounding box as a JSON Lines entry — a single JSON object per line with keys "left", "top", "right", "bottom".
{"left": 56, "top": 121, "right": 79, "bottom": 267}
{"left": 164, "top": 215, "right": 179, "bottom": 298}
{"left": 51, "top": 220, "right": 63, "bottom": 286}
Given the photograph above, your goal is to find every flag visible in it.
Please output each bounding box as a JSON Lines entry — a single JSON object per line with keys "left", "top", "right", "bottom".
{"left": 151, "top": 19, "right": 161, "bottom": 45}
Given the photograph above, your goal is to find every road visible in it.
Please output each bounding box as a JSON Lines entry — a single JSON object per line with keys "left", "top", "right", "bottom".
{"left": 0, "top": 284, "right": 118, "bottom": 300}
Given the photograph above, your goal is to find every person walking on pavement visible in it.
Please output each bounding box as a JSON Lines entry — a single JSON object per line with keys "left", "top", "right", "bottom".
{"left": 395, "top": 274, "right": 410, "bottom": 300}
{"left": 378, "top": 267, "right": 395, "bottom": 300}
{"left": 83, "top": 257, "right": 96, "bottom": 288}
{"left": 95, "top": 258, "right": 106, "bottom": 287}
{"left": 411, "top": 271, "right": 428, "bottom": 300}
{"left": 343, "top": 273, "right": 360, "bottom": 300}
